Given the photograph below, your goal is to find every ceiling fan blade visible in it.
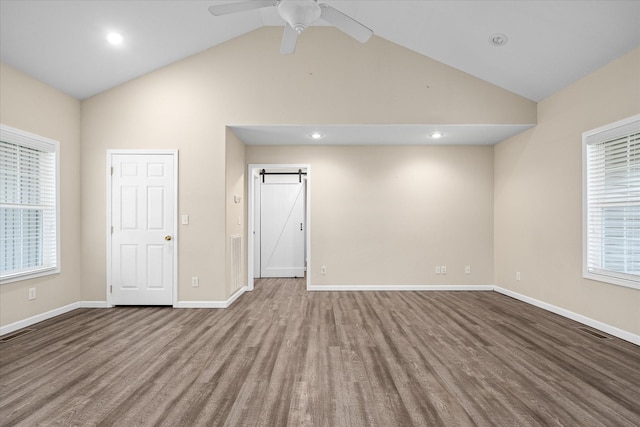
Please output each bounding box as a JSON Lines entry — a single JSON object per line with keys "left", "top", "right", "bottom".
{"left": 208, "top": 0, "right": 278, "bottom": 16}
{"left": 319, "top": 4, "right": 373, "bottom": 43}
{"left": 280, "top": 23, "right": 299, "bottom": 54}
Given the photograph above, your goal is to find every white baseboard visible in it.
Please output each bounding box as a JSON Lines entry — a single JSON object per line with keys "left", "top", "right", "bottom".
{"left": 0, "top": 300, "right": 111, "bottom": 336}
{"left": 175, "top": 286, "right": 248, "bottom": 309}
{"left": 174, "top": 301, "right": 227, "bottom": 308}
{"left": 3, "top": 286, "right": 637, "bottom": 347}
{"left": 226, "top": 286, "right": 248, "bottom": 306}
{"left": 494, "top": 286, "right": 640, "bottom": 346}
{"left": 1, "top": 302, "right": 78, "bottom": 336}
{"left": 80, "top": 301, "right": 110, "bottom": 308}
{"left": 1, "top": 288, "right": 252, "bottom": 336}
{"left": 307, "top": 284, "right": 493, "bottom": 291}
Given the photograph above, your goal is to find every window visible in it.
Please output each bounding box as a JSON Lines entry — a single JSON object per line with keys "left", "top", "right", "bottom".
{"left": 0, "top": 125, "right": 60, "bottom": 283}
{"left": 583, "top": 114, "right": 640, "bottom": 289}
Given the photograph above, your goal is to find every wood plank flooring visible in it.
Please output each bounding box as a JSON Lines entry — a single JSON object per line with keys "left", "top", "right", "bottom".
{"left": 1, "top": 278, "right": 639, "bottom": 426}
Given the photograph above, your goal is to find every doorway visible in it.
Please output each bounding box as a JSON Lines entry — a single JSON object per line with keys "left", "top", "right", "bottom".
{"left": 107, "top": 150, "right": 178, "bottom": 306}
{"left": 248, "top": 164, "right": 311, "bottom": 290}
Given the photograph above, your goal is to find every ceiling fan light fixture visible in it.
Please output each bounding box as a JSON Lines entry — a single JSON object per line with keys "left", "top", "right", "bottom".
{"left": 489, "top": 33, "right": 508, "bottom": 47}
{"left": 278, "top": 0, "right": 321, "bottom": 34}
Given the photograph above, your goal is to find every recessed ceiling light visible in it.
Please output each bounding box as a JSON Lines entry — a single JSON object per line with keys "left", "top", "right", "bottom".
{"left": 489, "top": 33, "right": 508, "bottom": 47}
{"left": 429, "top": 132, "right": 444, "bottom": 139}
{"left": 107, "top": 32, "right": 123, "bottom": 45}
{"left": 310, "top": 132, "right": 323, "bottom": 140}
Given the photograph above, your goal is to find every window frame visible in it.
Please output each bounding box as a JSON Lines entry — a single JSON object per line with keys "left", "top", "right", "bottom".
{"left": 0, "top": 124, "right": 60, "bottom": 284}
{"left": 582, "top": 114, "right": 640, "bottom": 290}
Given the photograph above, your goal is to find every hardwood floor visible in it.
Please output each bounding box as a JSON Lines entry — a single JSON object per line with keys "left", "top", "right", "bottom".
{"left": 1, "top": 278, "right": 639, "bottom": 426}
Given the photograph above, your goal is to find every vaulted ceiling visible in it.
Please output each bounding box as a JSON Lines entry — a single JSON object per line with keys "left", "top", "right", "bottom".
{"left": 2, "top": 1, "right": 638, "bottom": 102}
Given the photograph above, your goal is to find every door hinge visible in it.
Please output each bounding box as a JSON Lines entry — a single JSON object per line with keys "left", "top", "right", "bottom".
{"left": 111, "top": 226, "right": 114, "bottom": 234}
{"left": 110, "top": 285, "right": 113, "bottom": 293}
{"left": 110, "top": 166, "right": 113, "bottom": 175}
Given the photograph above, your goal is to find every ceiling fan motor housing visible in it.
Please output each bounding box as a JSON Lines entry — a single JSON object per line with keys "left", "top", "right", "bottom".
{"left": 278, "top": 0, "right": 321, "bottom": 34}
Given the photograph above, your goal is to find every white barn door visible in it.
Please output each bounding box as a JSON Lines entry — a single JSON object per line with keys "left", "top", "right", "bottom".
{"left": 260, "top": 174, "right": 305, "bottom": 278}
{"left": 110, "top": 153, "right": 176, "bottom": 305}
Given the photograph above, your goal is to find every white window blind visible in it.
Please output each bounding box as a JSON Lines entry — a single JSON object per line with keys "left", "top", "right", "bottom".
{"left": 0, "top": 125, "right": 59, "bottom": 283}
{"left": 583, "top": 115, "right": 640, "bottom": 289}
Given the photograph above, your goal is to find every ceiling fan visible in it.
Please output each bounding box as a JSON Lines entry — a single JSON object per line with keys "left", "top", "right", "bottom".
{"left": 208, "top": 0, "right": 373, "bottom": 54}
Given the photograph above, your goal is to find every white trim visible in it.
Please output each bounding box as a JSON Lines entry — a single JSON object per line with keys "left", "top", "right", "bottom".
{"left": 582, "top": 113, "right": 640, "bottom": 142}
{"left": 2, "top": 286, "right": 637, "bottom": 347}
{"left": 494, "top": 286, "right": 640, "bottom": 346}
{"left": 106, "top": 149, "right": 179, "bottom": 307}
{"left": 0, "top": 302, "right": 79, "bottom": 336}
{"left": 80, "top": 301, "right": 110, "bottom": 308}
{"left": 582, "top": 114, "right": 640, "bottom": 290}
{"left": 0, "top": 301, "right": 101, "bottom": 336}
{"left": 0, "top": 124, "right": 59, "bottom": 152}
{"left": 175, "top": 286, "right": 248, "bottom": 308}
{"left": 0, "top": 124, "right": 61, "bottom": 284}
{"left": 583, "top": 271, "right": 640, "bottom": 290}
{"left": 307, "top": 284, "right": 493, "bottom": 291}
{"left": 1, "top": 288, "right": 249, "bottom": 336}
{"left": 0, "top": 267, "right": 59, "bottom": 285}
{"left": 0, "top": 301, "right": 110, "bottom": 336}
{"left": 247, "top": 164, "right": 311, "bottom": 292}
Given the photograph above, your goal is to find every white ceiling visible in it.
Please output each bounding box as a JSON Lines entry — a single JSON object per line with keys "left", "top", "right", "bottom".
{"left": 1, "top": 1, "right": 638, "bottom": 146}
{"left": 231, "top": 124, "right": 535, "bottom": 145}
{"left": 1, "top": 1, "right": 638, "bottom": 102}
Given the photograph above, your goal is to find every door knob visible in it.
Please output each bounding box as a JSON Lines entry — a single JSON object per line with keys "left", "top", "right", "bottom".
{"left": 165, "top": 235, "right": 172, "bottom": 241}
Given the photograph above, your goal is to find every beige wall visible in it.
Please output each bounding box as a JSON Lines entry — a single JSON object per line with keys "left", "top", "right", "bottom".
{"left": 494, "top": 48, "right": 640, "bottom": 334}
{"left": 246, "top": 145, "right": 494, "bottom": 286}
{"left": 226, "top": 128, "right": 247, "bottom": 295}
{"left": 4, "top": 25, "right": 637, "bottom": 339}
{"left": 0, "top": 63, "right": 82, "bottom": 327}
{"left": 2, "top": 27, "right": 637, "bottom": 338}
{"left": 81, "top": 27, "right": 534, "bottom": 303}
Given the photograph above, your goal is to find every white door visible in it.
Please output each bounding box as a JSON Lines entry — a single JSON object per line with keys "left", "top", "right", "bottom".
{"left": 253, "top": 174, "right": 261, "bottom": 278}
{"left": 260, "top": 175, "right": 305, "bottom": 278}
{"left": 110, "top": 153, "right": 175, "bottom": 305}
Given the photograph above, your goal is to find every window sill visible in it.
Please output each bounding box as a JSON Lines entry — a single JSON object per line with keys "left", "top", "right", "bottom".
{"left": 0, "top": 267, "right": 60, "bottom": 285}
{"left": 583, "top": 271, "right": 640, "bottom": 290}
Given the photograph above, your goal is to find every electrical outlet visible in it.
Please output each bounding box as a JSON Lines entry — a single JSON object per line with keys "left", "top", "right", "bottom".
{"left": 28, "top": 287, "right": 36, "bottom": 300}
{"left": 320, "top": 266, "right": 327, "bottom": 275}
{"left": 441, "top": 265, "right": 447, "bottom": 275}
{"left": 435, "top": 266, "right": 441, "bottom": 274}
{"left": 465, "top": 265, "right": 471, "bottom": 274}
{"left": 191, "top": 276, "right": 199, "bottom": 287}
{"left": 516, "top": 272, "right": 521, "bottom": 281}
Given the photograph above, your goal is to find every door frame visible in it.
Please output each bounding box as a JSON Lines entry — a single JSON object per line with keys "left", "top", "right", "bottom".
{"left": 247, "top": 164, "right": 311, "bottom": 291}
{"left": 106, "top": 149, "right": 179, "bottom": 307}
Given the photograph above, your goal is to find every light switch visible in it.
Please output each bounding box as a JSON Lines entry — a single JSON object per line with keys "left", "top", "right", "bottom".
{"left": 181, "top": 214, "right": 189, "bottom": 225}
